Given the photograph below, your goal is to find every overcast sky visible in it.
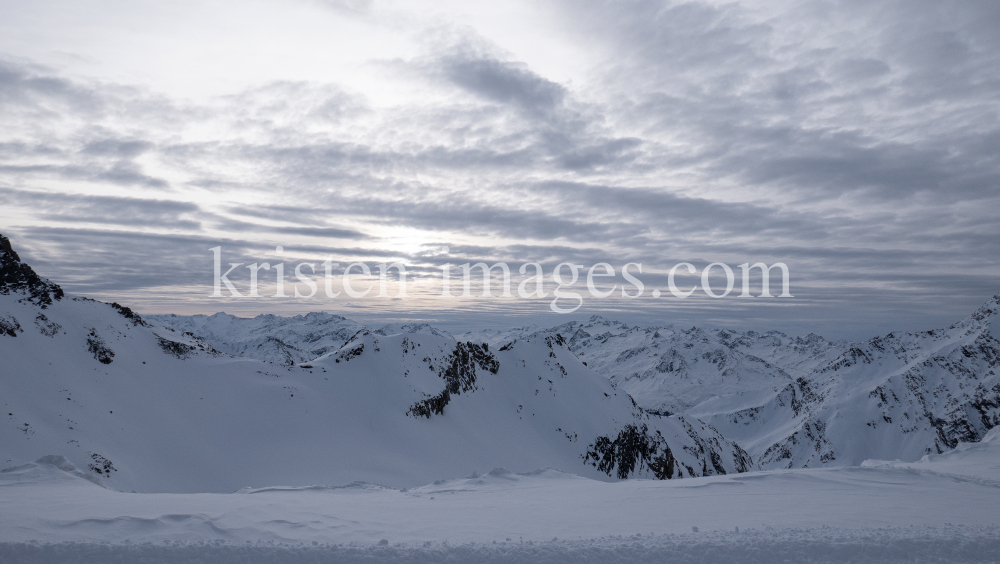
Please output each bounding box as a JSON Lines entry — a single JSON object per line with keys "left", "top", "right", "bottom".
{"left": 1, "top": 0, "right": 998, "bottom": 338}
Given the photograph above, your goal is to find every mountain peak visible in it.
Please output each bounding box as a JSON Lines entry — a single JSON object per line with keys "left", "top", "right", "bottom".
{"left": 972, "top": 294, "right": 1000, "bottom": 321}
{"left": 374, "top": 323, "right": 453, "bottom": 339}
{"left": 0, "top": 234, "right": 64, "bottom": 308}
{"left": 968, "top": 294, "right": 1000, "bottom": 342}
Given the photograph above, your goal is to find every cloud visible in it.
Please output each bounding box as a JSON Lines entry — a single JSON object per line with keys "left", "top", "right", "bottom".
{"left": 0, "top": 59, "right": 105, "bottom": 115}
{"left": 1, "top": 187, "right": 198, "bottom": 229}
{"left": 2, "top": 0, "right": 1000, "bottom": 338}
{"left": 6, "top": 226, "right": 396, "bottom": 295}
{"left": 81, "top": 139, "right": 155, "bottom": 158}
{"left": 0, "top": 161, "right": 169, "bottom": 188}
{"left": 550, "top": 0, "right": 1000, "bottom": 200}
{"left": 211, "top": 217, "right": 370, "bottom": 240}
{"left": 313, "top": 0, "right": 373, "bottom": 16}
{"left": 440, "top": 52, "right": 567, "bottom": 116}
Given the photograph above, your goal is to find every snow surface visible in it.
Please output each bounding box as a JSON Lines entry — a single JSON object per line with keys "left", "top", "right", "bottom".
{"left": 2, "top": 440, "right": 1000, "bottom": 562}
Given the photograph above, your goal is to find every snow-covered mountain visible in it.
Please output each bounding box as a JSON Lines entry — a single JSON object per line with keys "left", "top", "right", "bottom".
{"left": 486, "top": 309, "right": 1000, "bottom": 471}
{"left": 1, "top": 235, "right": 750, "bottom": 493}
{"left": 518, "top": 316, "right": 850, "bottom": 415}
{"left": 694, "top": 297, "right": 1000, "bottom": 469}
{"left": 146, "top": 315, "right": 457, "bottom": 366}
{"left": 145, "top": 311, "right": 366, "bottom": 366}
{"left": 456, "top": 324, "right": 541, "bottom": 349}
{"left": 372, "top": 322, "right": 455, "bottom": 340}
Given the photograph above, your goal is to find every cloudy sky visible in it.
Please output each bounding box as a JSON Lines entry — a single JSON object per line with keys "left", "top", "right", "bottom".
{"left": 1, "top": 0, "right": 998, "bottom": 338}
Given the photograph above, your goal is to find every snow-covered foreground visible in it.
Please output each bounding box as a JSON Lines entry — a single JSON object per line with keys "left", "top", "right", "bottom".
{"left": 3, "top": 430, "right": 1000, "bottom": 562}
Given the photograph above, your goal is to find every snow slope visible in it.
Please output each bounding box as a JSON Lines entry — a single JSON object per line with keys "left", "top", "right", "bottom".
{"left": 861, "top": 425, "right": 1000, "bottom": 481}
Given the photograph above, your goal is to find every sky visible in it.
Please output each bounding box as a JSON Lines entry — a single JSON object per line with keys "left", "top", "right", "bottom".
{"left": 1, "top": 0, "right": 998, "bottom": 339}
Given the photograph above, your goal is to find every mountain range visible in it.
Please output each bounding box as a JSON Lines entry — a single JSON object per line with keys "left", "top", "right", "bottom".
{"left": 151, "top": 282, "right": 1000, "bottom": 471}
{"left": 3, "top": 233, "right": 999, "bottom": 492}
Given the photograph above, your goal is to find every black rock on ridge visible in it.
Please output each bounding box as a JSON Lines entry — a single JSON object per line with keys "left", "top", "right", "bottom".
{"left": 0, "top": 234, "right": 64, "bottom": 308}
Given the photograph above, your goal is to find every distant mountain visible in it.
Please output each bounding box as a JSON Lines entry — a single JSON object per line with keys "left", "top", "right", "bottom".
{"left": 145, "top": 315, "right": 460, "bottom": 366}
{"left": 692, "top": 296, "right": 1000, "bottom": 469}
{"left": 373, "top": 322, "right": 454, "bottom": 340}
{"left": 521, "top": 316, "right": 850, "bottom": 415}
{"left": 146, "top": 311, "right": 365, "bottom": 366}
{"left": 456, "top": 324, "right": 541, "bottom": 348}
{"left": 1, "top": 235, "right": 750, "bottom": 492}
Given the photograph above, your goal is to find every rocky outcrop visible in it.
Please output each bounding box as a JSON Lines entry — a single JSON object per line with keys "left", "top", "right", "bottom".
{"left": 408, "top": 342, "right": 499, "bottom": 418}
{"left": 0, "top": 234, "right": 63, "bottom": 308}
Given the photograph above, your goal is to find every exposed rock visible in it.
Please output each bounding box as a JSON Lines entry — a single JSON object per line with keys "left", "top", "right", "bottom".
{"left": 0, "top": 314, "right": 22, "bottom": 337}
{"left": 408, "top": 342, "right": 499, "bottom": 418}
{"left": 87, "top": 329, "right": 115, "bottom": 364}
{"left": 0, "top": 234, "right": 64, "bottom": 308}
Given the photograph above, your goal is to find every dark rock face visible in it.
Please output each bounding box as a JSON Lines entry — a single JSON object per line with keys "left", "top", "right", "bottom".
{"left": 408, "top": 342, "right": 499, "bottom": 418}
{"left": 110, "top": 302, "right": 148, "bottom": 327}
{"left": 583, "top": 423, "right": 682, "bottom": 480}
{"left": 0, "top": 234, "right": 64, "bottom": 308}
{"left": 157, "top": 337, "right": 195, "bottom": 359}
